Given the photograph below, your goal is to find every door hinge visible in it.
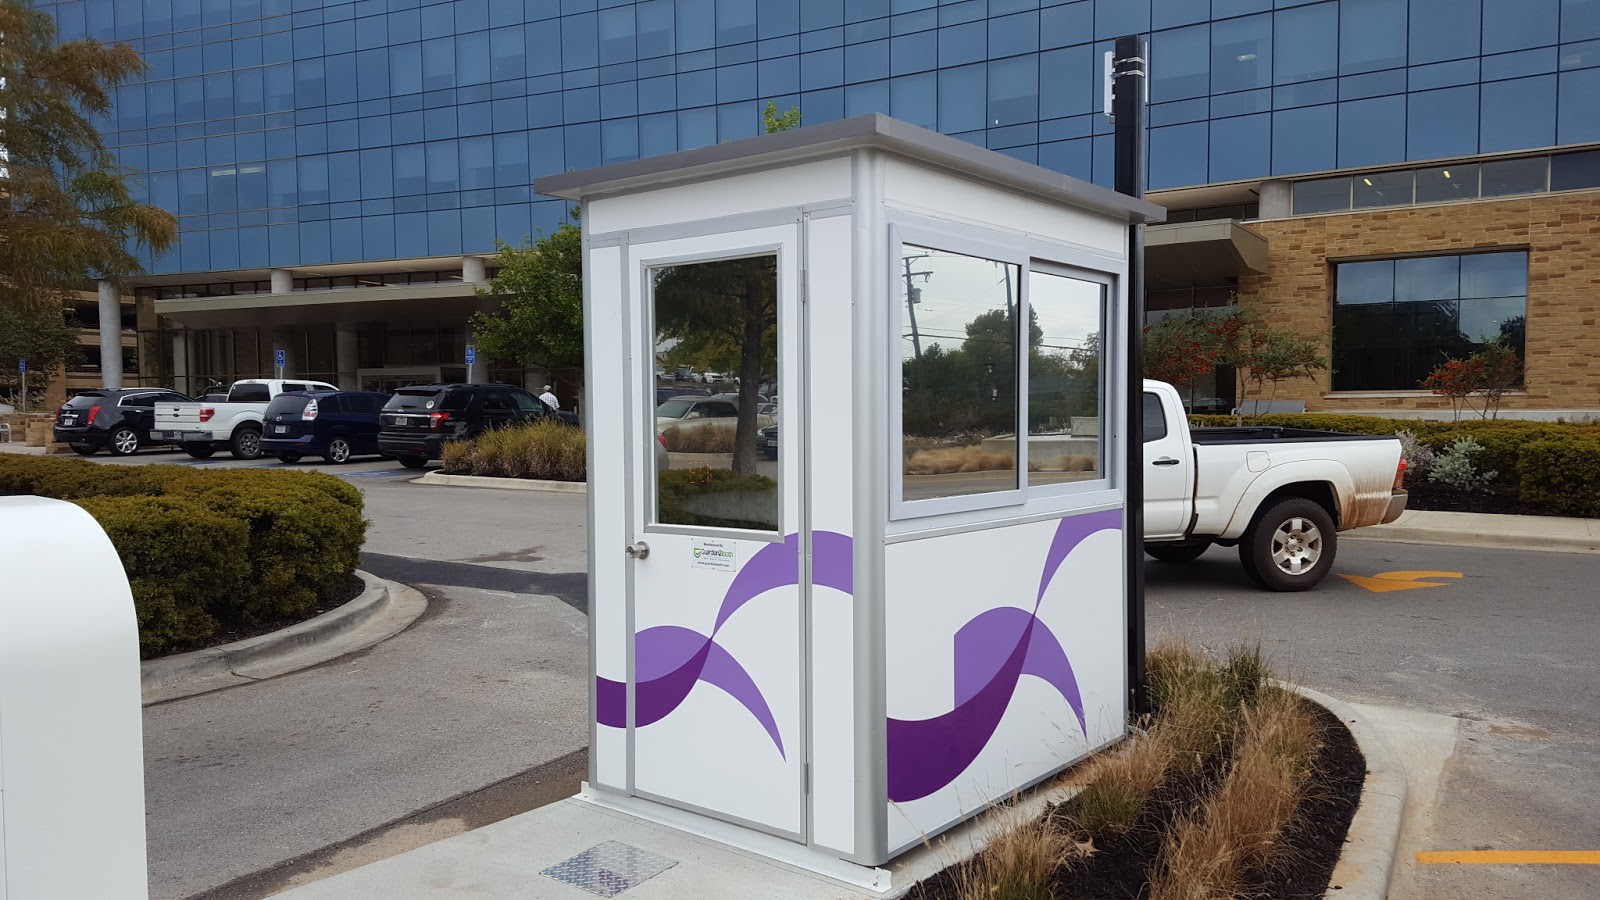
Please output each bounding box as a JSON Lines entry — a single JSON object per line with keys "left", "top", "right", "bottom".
{"left": 799, "top": 268, "right": 808, "bottom": 303}
{"left": 803, "top": 762, "right": 811, "bottom": 794}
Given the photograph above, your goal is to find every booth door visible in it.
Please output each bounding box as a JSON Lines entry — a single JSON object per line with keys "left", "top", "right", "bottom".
{"left": 626, "top": 230, "right": 806, "bottom": 839}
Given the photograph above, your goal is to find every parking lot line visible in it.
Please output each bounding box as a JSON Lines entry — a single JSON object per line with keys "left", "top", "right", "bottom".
{"left": 1417, "top": 850, "right": 1600, "bottom": 865}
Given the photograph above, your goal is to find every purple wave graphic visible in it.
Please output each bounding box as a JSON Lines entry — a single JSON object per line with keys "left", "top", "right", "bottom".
{"left": 596, "top": 531, "right": 853, "bottom": 758}
{"left": 887, "top": 508, "right": 1122, "bottom": 803}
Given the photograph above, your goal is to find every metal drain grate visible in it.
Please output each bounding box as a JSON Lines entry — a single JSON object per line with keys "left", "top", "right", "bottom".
{"left": 540, "top": 841, "right": 678, "bottom": 897}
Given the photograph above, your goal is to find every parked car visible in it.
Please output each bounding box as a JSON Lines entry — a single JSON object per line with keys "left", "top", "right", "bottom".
{"left": 655, "top": 385, "right": 713, "bottom": 406}
{"left": 53, "top": 388, "right": 193, "bottom": 456}
{"left": 759, "top": 422, "right": 778, "bottom": 460}
{"left": 260, "top": 390, "right": 390, "bottom": 464}
{"left": 377, "top": 383, "right": 560, "bottom": 469}
{"left": 155, "top": 379, "right": 337, "bottom": 459}
{"left": 655, "top": 393, "right": 776, "bottom": 433}
{"left": 1140, "top": 379, "right": 1408, "bottom": 591}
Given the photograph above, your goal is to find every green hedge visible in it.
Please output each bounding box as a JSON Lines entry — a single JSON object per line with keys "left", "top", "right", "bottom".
{"left": 658, "top": 467, "right": 776, "bottom": 530}
{"left": 1518, "top": 438, "right": 1600, "bottom": 519}
{"left": 0, "top": 456, "right": 367, "bottom": 656}
{"left": 1188, "top": 413, "right": 1600, "bottom": 516}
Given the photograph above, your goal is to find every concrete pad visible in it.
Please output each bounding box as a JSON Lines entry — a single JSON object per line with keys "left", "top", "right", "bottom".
{"left": 415, "top": 471, "right": 587, "bottom": 493}
{"left": 1350, "top": 703, "right": 1461, "bottom": 900}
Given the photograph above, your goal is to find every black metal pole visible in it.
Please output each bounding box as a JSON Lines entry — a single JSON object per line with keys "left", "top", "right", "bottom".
{"left": 1113, "top": 34, "right": 1150, "bottom": 718}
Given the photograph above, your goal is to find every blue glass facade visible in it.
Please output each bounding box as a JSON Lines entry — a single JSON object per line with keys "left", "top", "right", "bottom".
{"left": 50, "top": 0, "right": 1600, "bottom": 275}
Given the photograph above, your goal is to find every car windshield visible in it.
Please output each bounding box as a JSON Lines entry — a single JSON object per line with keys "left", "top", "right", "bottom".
{"left": 385, "top": 389, "right": 441, "bottom": 410}
{"left": 656, "top": 398, "right": 694, "bottom": 418}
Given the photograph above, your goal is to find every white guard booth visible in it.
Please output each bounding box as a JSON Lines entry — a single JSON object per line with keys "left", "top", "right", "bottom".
{"left": 538, "top": 114, "right": 1164, "bottom": 872}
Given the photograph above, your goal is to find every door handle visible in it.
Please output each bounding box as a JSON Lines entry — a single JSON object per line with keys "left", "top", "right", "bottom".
{"left": 1152, "top": 457, "right": 1180, "bottom": 466}
{"left": 625, "top": 541, "right": 650, "bottom": 560}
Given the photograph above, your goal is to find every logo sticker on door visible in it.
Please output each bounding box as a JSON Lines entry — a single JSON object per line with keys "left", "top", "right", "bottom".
{"left": 690, "top": 539, "right": 737, "bottom": 572}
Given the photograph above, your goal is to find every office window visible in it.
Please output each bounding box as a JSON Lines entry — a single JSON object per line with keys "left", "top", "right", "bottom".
{"left": 1484, "top": 0, "right": 1560, "bottom": 54}
{"left": 1275, "top": 3, "right": 1337, "bottom": 84}
{"left": 1481, "top": 157, "right": 1549, "bottom": 196}
{"left": 939, "top": 63, "right": 986, "bottom": 133}
{"left": 1480, "top": 75, "right": 1558, "bottom": 153}
{"left": 1332, "top": 251, "right": 1528, "bottom": 391}
{"left": 1292, "top": 176, "right": 1351, "bottom": 213}
{"left": 1152, "top": 24, "right": 1209, "bottom": 103}
{"left": 1407, "top": 86, "right": 1479, "bottom": 160}
{"left": 987, "top": 54, "right": 1037, "bottom": 127}
{"left": 1410, "top": 0, "right": 1482, "bottom": 65}
{"left": 1551, "top": 148, "right": 1600, "bottom": 189}
{"left": 1415, "top": 164, "right": 1480, "bottom": 202}
{"left": 1352, "top": 170, "right": 1413, "bottom": 208}
{"left": 1027, "top": 269, "right": 1104, "bottom": 488}
{"left": 1212, "top": 14, "right": 1271, "bottom": 94}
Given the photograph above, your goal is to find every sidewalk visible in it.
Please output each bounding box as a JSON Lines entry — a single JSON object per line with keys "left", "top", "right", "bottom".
{"left": 1352, "top": 508, "right": 1600, "bottom": 554}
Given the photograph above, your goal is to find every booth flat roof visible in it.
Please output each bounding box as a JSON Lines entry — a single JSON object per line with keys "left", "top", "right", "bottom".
{"left": 536, "top": 113, "right": 1166, "bottom": 225}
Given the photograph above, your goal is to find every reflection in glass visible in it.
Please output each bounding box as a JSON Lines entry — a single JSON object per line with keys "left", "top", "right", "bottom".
{"left": 1027, "top": 271, "right": 1104, "bottom": 488}
{"left": 1480, "top": 157, "right": 1549, "bottom": 197}
{"left": 1292, "top": 176, "right": 1351, "bottom": 214}
{"left": 651, "top": 255, "right": 779, "bottom": 532}
{"left": 901, "top": 245, "right": 1020, "bottom": 502}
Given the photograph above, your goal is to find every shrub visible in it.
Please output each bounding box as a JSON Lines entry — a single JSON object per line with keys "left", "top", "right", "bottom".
{"left": 75, "top": 495, "right": 250, "bottom": 656}
{"left": 0, "top": 456, "right": 367, "bottom": 656}
{"left": 657, "top": 466, "right": 776, "bottom": 529}
{"left": 955, "top": 810, "right": 1078, "bottom": 900}
{"left": 1395, "top": 430, "right": 1436, "bottom": 480}
{"left": 662, "top": 423, "right": 736, "bottom": 453}
{"left": 1518, "top": 438, "right": 1600, "bottom": 518}
{"left": 441, "top": 420, "right": 586, "bottom": 480}
{"left": 905, "top": 445, "right": 1015, "bottom": 474}
{"left": 1429, "top": 438, "right": 1496, "bottom": 492}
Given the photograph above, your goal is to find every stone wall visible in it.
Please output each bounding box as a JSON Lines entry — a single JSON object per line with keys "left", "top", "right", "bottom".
{"left": 1236, "top": 190, "right": 1600, "bottom": 413}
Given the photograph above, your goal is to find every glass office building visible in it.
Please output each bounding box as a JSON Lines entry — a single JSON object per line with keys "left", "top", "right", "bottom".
{"left": 48, "top": 0, "right": 1600, "bottom": 414}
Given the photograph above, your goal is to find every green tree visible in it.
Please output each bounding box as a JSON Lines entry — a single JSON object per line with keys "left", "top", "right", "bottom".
{"left": 1237, "top": 327, "right": 1327, "bottom": 414}
{"left": 469, "top": 217, "right": 585, "bottom": 380}
{"left": 762, "top": 100, "right": 803, "bottom": 134}
{"left": 0, "top": 304, "right": 81, "bottom": 404}
{"left": 0, "top": 0, "right": 176, "bottom": 313}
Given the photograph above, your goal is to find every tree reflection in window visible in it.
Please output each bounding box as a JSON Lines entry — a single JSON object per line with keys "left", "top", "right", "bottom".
{"left": 900, "top": 245, "right": 1020, "bottom": 502}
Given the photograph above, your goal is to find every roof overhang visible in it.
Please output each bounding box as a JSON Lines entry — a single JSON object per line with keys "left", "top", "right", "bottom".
{"left": 153, "top": 282, "right": 499, "bottom": 329}
{"left": 537, "top": 113, "right": 1166, "bottom": 225}
{"left": 1145, "top": 220, "right": 1270, "bottom": 290}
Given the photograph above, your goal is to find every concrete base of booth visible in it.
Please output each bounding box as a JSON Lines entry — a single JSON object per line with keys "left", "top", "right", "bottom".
{"left": 269, "top": 780, "right": 1083, "bottom": 900}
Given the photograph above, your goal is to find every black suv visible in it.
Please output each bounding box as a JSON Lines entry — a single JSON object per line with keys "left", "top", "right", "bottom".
{"left": 54, "top": 388, "right": 193, "bottom": 456}
{"left": 377, "top": 384, "right": 559, "bottom": 468}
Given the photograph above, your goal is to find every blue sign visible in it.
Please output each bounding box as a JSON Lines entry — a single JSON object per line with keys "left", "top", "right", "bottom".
{"left": 18, "top": 359, "right": 25, "bottom": 375}
{"left": 275, "top": 349, "right": 286, "bottom": 368}
{"left": 465, "top": 345, "right": 476, "bottom": 366}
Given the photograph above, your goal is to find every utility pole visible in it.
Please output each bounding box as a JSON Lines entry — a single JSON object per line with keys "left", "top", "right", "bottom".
{"left": 902, "top": 255, "right": 931, "bottom": 364}
{"left": 1113, "top": 34, "right": 1151, "bottom": 717}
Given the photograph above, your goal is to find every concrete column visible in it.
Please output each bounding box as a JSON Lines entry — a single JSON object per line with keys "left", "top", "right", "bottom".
{"left": 335, "top": 322, "right": 359, "bottom": 390}
{"left": 98, "top": 280, "right": 123, "bottom": 389}
{"left": 462, "top": 256, "right": 488, "bottom": 283}
{"left": 270, "top": 268, "right": 293, "bottom": 294}
{"left": 1258, "top": 180, "right": 1292, "bottom": 219}
{"left": 271, "top": 327, "right": 295, "bottom": 378}
{"left": 171, "top": 330, "right": 189, "bottom": 393}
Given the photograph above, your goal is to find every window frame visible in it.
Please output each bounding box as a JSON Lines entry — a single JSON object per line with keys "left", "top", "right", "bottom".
{"left": 887, "top": 212, "right": 1121, "bottom": 523}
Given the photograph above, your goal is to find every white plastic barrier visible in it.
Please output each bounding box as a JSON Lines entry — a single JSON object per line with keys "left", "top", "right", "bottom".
{"left": 0, "top": 496, "right": 148, "bottom": 900}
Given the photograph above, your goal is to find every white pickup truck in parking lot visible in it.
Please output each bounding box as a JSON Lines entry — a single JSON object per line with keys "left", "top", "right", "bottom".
{"left": 1141, "top": 380, "right": 1408, "bottom": 591}
{"left": 154, "top": 378, "right": 336, "bottom": 459}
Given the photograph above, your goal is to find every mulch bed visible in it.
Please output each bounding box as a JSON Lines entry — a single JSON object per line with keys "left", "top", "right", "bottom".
{"left": 1404, "top": 480, "right": 1550, "bottom": 517}
{"left": 153, "top": 572, "right": 367, "bottom": 659}
{"left": 905, "top": 698, "right": 1365, "bottom": 900}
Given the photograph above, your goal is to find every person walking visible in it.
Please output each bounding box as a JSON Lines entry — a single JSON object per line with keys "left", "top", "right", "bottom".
{"left": 539, "top": 384, "right": 560, "bottom": 411}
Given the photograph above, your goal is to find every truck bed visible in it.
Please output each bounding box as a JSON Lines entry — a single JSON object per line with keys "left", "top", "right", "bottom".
{"left": 1189, "top": 426, "right": 1394, "bottom": 445}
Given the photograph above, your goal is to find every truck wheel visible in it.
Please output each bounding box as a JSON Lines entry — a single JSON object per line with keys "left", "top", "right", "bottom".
{"left": 107, "top": 426, "right": 141, "bottom": 456}
{"left": 230, "top": 426, "right": 263, "bottom": 460}
{"left": 183, "top": 445, "right": 216, "bottom": 459}
{"left": 1240, "top": 497, "right": 1337, "bottom": 592}
{"left": 1145, "top": 541, "right": 1211, "bottom": 564}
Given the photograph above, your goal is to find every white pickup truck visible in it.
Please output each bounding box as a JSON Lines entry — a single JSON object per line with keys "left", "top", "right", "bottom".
{"left": 154, "top": 378, "right": 336, "bottom": 460}
{"left": 1142, "top": 380, "right": 1407, "bottom": 591}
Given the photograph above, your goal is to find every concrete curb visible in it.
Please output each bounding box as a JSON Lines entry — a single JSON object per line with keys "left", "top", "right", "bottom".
{"left": 140, "top": 570, "right": 428, "bottom": 705}
{"left": 1349, "top": 525, "right": 1599, "bottom": 555}
{"left": 1292, "top": 684, "right": 1408, "bottom": 900}
{"left": 415, "top": 471, "right": 587, "bottom": 493}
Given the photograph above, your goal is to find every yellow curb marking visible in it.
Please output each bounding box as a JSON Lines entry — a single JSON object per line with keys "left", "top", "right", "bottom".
{"left": 1338, "top": 570, "right": 1464, "bottom": 593}
{"left": 1417, "top": 851, "right": 1600, "bottom": 865}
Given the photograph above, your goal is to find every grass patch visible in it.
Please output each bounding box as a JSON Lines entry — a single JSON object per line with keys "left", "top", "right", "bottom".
{"left": 438, "top": 419, "right": 586, "bottom": 480}
{"left": 661, "top": 423, "right": 738, "bottom": 453}
{"left": 954, "top": 811, "right": 1087, "bottom": 900}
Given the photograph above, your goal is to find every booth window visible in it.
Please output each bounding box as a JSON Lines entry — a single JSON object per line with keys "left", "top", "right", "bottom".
{"left": 650, "top": 254, "right": 780, "bottom": 533}
{"left": 1027, "top": 270, "right": 1105, "bottom": 488}
{"left": 900, "top": 245, "right": 1020, "bottom": 503}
